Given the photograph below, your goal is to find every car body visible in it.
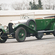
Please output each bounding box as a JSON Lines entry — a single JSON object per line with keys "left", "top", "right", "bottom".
{"left": 0, "top": 15, "right": 55, "bottom": 43}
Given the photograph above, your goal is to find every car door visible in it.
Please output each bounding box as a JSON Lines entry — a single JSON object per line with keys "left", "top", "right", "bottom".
{"left": 44, "top": 19, "right": 52, "bottom": 30}
{"left": 35, "top": 19, "right": 45, "bottom": 31}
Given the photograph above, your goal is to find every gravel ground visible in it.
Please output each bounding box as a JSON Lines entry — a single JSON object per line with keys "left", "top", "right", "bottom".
{"left": 0, "top": 35, "right": 55, "bottom": 55}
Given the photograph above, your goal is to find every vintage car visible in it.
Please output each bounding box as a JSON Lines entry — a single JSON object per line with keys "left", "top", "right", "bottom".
{"left": 0, "top": 15, "right": 55, "bottom": 43}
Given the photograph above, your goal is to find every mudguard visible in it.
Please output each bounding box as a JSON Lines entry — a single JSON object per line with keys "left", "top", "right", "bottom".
{"left": 14, "top": 24, "right": 37, "bottom": 35}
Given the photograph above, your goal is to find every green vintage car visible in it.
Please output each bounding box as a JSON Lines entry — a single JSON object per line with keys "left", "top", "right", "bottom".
{"left": 0, "top": 16, "right": 55, "bottom": 43}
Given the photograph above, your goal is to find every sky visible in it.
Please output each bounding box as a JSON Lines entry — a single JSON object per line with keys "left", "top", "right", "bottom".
{"left": 42, "top": 0, "right": 55, "bottom": 5}
{"left": 0, "top": 0, "right": 55, "bottom": 5}
{"left": 0, "top": 0, "right": 38, "bottom": 4}
{"left": 0, "top": 0, "right": 55, "bottom": 10}
{"left": 0, "top": 0, "right": 32, "bottom": 4}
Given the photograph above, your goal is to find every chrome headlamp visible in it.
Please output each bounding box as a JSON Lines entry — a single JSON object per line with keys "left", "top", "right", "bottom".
{"left": 4, "top": 25, "right": 7, "bottom": 30}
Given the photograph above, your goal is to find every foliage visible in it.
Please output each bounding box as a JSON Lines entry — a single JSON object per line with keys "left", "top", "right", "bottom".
{"left": 29, "top": 0, "right": 42, "bottom": 10}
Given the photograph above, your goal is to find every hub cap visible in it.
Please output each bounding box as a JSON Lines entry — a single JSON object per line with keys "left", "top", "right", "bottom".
{"left": 18, "top": 29, "right": 25, "bottom": 40}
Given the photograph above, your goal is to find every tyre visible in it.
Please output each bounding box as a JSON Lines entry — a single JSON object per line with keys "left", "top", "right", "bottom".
{"left": 15, "top": 27, "right": 27, "bottom": 42}
{"left": 27, "top": 19, "right": 36, "bottom": 30}
{"left": 0, "top": 29, "right": 7, "bottom": 43}
{"left": 12, "top": 34, "right": 15, "bottom": 38}
{"left": 0, "top": 37, "right": 7, "bottom": 43}
{"left": 53, "top": 26, "right": 55, "bottom": 36}
{"left": 53, "top": 31, "right": 55, "bottom": 36}
{"left": 35, "top": 32, "right": 43, "bottom": 39}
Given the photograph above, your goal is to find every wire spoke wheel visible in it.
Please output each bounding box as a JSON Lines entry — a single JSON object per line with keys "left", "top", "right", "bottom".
{"left": 15, "top": 27, "right": 27, "bottom": 42}
{"left": 0, "top": 29, "right": 7, "bottom": 43}
{"left": 53, "top": 26, "right": 55, "bottom": 36}
{"left": 18, "top": 29, "right": 25, "bottom": 40}
{"left": 0, "top": 37, "right": 7, "bottom": 43}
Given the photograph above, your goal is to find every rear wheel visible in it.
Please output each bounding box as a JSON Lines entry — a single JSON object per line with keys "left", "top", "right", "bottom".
{"left": 15, "top": 27, "right": 27, "bottom": 42}
{"left": 0, "top": 30, "right": 7, "bottom": 43}
{"left": 27, "top": 19, "right": 36, "bottom": 30}
{"left": 35, "top": 32, "right": 43, "bottom": 39}
{"left": 53, "top": 31, "right": 55, "bottom": 36}
{"left": 53, "top": 26, "right": 55, "bottom": 36}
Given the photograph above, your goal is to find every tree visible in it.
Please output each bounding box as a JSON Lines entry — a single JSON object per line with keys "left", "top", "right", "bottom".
{"left": 29, "top": 1, "right": 38, "bottom": 10}
{"left": 39, "top": 0, "right": 41, "bottom": 5}
{"left": 0, "top": 4, "right": 2, "bottom": 10}
{"left": 12, "top": 2, "right": 30, "bottom": 10}
{"left": 12, "top": 2, "right": 22, "bottom": 10}
{"left": 38, "top": 0, "right": 42, "bottom": 9}
{"left": 29, "top": 0, "right": 42, "bottom": 10}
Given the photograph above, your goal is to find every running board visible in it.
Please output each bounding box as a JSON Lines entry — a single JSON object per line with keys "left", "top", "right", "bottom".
{"left": 38, "top": 30, "right": 54, "bottom": 33}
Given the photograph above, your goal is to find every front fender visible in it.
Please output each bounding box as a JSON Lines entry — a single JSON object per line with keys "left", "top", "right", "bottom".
{"left": 14, "top": 24, "right": 37, "bottom": 34}
{"left": 0, "top": 29, "right": 6, "bottom": 33}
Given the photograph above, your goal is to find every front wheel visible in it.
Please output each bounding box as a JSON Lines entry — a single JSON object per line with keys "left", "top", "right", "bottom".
{"left": 15, "top": 27, "right": 27, "bottom": 42}
{"left": 0, "top": 29, "right": 7, "bottom": 43}
{"left": 0, "top": 37, "right": 7, "bottom": 43}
